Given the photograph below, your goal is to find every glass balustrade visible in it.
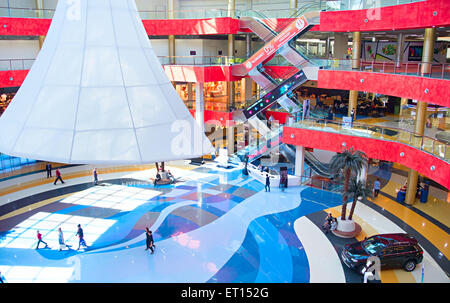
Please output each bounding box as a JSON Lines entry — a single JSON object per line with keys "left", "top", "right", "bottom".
{"left": 0, "top": 1, "right": 427, "bottom": 19}
{"left": 322, "top": 59, "right": 450, "bottom": 80}
{"left": 290, "top": 118, "right": 450, "bottom": 162}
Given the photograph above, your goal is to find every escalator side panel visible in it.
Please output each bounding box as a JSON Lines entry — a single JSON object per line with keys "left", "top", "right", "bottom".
{"left": 280, "top": 144, "right": 332, "bottom": 178}
{"left": 243, "top": 69, "right": 307, "bottom": 120}
{"left": 249, "top": 67, "right": 277, "bottom": 91}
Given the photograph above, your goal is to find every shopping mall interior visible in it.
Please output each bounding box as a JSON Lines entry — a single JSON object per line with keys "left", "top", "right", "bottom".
{"left": 0, "top": 0, "right": 448, "bottom": 284}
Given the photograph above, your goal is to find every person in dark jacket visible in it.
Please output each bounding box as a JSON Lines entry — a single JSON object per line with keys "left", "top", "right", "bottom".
{"left": 46, "top": 163, "right": 52, "bottom": 178}
{"left": 93, "top": 168, "right": 98, "bottom": 185}
{"left": 76, "top": 224, "right": 87, "bottom": 250}
{"left": 265, "top": 174, "right": 270, "bottom": 192}
{"left": 145, "top": 228, "right": 155, "bottom": 254}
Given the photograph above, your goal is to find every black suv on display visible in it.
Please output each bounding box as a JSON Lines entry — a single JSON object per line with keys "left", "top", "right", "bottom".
{"left": 341, "top": 233, "right": 424, "bottom": 274}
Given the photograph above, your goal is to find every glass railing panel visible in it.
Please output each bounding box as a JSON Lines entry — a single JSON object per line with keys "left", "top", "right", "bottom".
{"left": 290, "top": 118, "right": 449, "bottom": 162}
{"left": 0, "top": 1, "right": 428, "bottom": 19}
{"left": 421, "top": 137, "right": 434, "bottom": 154}
{"left": 157, "top": 56, "right": 235, "bottom": 66}
{"left": 0, "top": 59, "right": 35, "bottom": 71}
{"left": 324, "top": 59, "right": 450, "bottom": 80}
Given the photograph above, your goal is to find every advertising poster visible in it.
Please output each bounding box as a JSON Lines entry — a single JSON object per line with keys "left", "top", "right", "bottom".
{"left": 362, "top": 41, "right": 447, "bottom": 63}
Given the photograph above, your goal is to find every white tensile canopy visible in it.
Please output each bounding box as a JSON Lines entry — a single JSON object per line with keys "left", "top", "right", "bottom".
{"left": 0, "top": 0, "right": 213, "bottom": 164}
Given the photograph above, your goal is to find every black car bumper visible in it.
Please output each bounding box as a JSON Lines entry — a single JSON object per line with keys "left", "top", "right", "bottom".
{"left": 341, "top": 250, "right": 365, "bottom": 273}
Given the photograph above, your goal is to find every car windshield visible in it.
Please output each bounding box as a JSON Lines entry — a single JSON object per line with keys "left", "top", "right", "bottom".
{"left": 362, "top": 238, "right": 386, "bottom": 255}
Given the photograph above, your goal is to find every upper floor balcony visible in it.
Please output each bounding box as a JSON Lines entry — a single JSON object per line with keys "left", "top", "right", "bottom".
{"left": 282, "top": 117, "right": 450, "bottom": 189}
{"left": 0, "top": 1, "right": 427, "bottom": 20}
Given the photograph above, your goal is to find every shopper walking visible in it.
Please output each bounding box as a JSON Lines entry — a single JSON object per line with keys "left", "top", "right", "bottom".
{"left": 46, "top": 163, "right": 52, "bottom": 178}
{"left": 54, "top": 168, "right": 65, "bottom": 185}
{"left": 265, "top": 174, "right": 270, "bottom": 192}
{"left": 145, "top": 228, "right": 155, "bottom": 254}
{"left": 93, "top": 168, "right": 98, "bottom": 185}
{"left": 373, "top": 178, "right": 381, "bottom": 197}
{"left": 58, "top": 227, "right": 70, "bottom": 251}
{"left": 36, "top": 230, "right": 49, "bottom": 249}
{"left": 76, "top": 224, "right": 87, "bottom": 250}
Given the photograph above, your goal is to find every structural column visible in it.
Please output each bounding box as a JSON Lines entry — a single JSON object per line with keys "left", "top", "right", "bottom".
{"left": 246, "top": 33, "right": 251, "bottom": 57}
{"left": 187, "top": 83, "right": 194, "bottom": 105}
{"left": 333, "top": 33, "right": 348, "bottom": 59}
{"left": 352, "top": 32, "right": 361, "bottom": 69}
{"left": 405, "top": 27, "right": 435, "bottom": 205}
{"left": 325, "top": 36, "right": 331, "bottom": 58}
{"left": 35, "top": 0, "right": 45, "bottom": 49}
{"left": 399, "top": 97, "right": 408, "bottom": 116}
{"left": 290, "top": 0, "right": 298, "bottom": 14}
{"left": 195, "top": 82, "right": 205, "bottom": 134}
{"left": 168, "top": 0, "right": 175, "bottom": 64}
{"left": 294, "top": 146, "right": 305, "bottom": 178}
{"left": 348, "top": 90, "right": 358, "bottom": 118}
{"left": 421, "top": 28, "right": 436, "bottom": 76}
{"left": 227, "top": 0, "right": 236, "bottom": 111}
{"left": 395, "top": 33, "right": 405, "bottom": 68}
{"left": 348, "top": 32, "right": 361, "bottom": 118}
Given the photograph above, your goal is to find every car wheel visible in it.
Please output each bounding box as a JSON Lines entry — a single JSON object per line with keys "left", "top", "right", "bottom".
{"left": 403, "top": 259, "right": 416, "bottom": 272}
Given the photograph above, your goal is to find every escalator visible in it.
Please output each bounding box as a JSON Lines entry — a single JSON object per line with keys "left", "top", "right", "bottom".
{"left": 278, "top": 144, "right": 335, "bottom": 179}
{"left": 232, "top": 8, "right": 323, "bottom": 125}
{"left": 230, "top": 7, "right": 330, "bottom": 175}
{"left": 236, "top": 69, "right": 308, "bottom": 122}
{"left": 235, "top": 126, "right": 283, "bottom": 162}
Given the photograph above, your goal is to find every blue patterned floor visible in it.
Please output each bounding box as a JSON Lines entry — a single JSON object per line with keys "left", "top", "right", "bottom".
{"left": 0, "top": 165, "right": 342, "bottom": 283}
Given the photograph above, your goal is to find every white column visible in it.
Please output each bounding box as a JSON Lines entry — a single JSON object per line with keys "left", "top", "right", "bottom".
{"left": 295, "top": 146, "right": 305, "bottom": 177}
{"left": 188, "top": 83, "right": 194, "bottom": 101}
{"left": 334, "top": 33, "right": 348, "bottom": 59}
{"left": 244, "top": 78, "right": 253, "bottom": 106}
{"left": 396, "top": 33, "right": 405, "bottom": 68}
{"left": 195, "top": 82, "right": 205, "bottom": 134}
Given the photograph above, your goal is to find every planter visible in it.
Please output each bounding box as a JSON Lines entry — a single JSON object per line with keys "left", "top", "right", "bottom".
{"left": 332, "top": 218, "right": 362, "bottom": 238}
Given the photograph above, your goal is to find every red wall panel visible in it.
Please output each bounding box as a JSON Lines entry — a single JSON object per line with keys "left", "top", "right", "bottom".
{"left": 282, "top": 127, "right": 450, "bottom": 189}
{"left": 317, "top": 70, "right": 450, "bottom": 107}
{"left": 143, "top": 17, "right": 240, "bottom": 35}
{"left": 0, "top": 17, "right": 50, "bottom": 36}
{"left": 0, "top": 1, "right": 449, "bottom": 36}
{"left": 319, "top": 0, "right": 450, "bottom": 32}
{"left": 188, "top": 109, "right": 233, "bottom": 127}
{"left": 0, "top": 70, "right": 28, "bottom": 88}
{"left": 163, "top": 65, "right": 242, "bottom": 82}
{"left": 264, "top": 110, "right": 289, "bottom": 124}
{"left": 0, "top": 17, "right": 240, "bottom": 36}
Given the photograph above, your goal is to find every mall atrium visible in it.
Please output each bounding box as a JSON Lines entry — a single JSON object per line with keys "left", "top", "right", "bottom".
{"left": 0, "top": 0, "right": 448, "bottom": 284}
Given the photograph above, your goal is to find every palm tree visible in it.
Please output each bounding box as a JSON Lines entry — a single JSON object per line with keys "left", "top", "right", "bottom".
{"left": 347, "top": 177, "right": 373, "bottom": 220}
{"left": 329, "top": 148, "right": 368, "bottom": 220}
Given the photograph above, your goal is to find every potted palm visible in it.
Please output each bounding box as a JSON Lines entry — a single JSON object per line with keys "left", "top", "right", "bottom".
{"left": 329, "top": 148, "right": 368, "bottom": 235}
{"left": 347, "top": 177, "right": 373, "bottom": 221}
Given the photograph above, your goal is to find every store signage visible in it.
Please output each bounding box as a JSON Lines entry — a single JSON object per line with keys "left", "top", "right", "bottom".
{"left": 242, "top": 16, "right": 309, "bottom": 73}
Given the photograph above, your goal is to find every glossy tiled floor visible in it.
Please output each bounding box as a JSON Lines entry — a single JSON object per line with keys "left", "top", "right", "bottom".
{"left": 0, "top": 161, "right": 448, "bottom": 283}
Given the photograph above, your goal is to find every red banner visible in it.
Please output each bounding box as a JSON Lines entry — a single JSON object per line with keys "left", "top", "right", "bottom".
{"left": 242, "top": 16, "right": 309, "bottom": 73}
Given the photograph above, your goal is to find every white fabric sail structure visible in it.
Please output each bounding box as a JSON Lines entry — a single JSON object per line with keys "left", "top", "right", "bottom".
{"left": 0, "top": 0, "right": 213, "bottom": 164}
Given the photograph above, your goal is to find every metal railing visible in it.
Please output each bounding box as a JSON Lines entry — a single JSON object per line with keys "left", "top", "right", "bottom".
{"left": 247, "top": 163, "right": 344, "bottom": 192}
{"left": 1, "top": 57, "right": 448, "bottom": 82}
{"left": 0, "top": 153, "right": 37, "bottom": 175}
{"left": 0, "top": 59, "right": 35, "bottom": 71}
{"left": 324, "top": 58, "right": 450, "bottom": 80}
{"left": 292, "top": 117, "right": 450, "bottom": 162}
{"left": 0, "top": 1, "right": 426, "bottom": 19}
{"left": 157, "top": 56, "right": 243, "bottom": 66}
